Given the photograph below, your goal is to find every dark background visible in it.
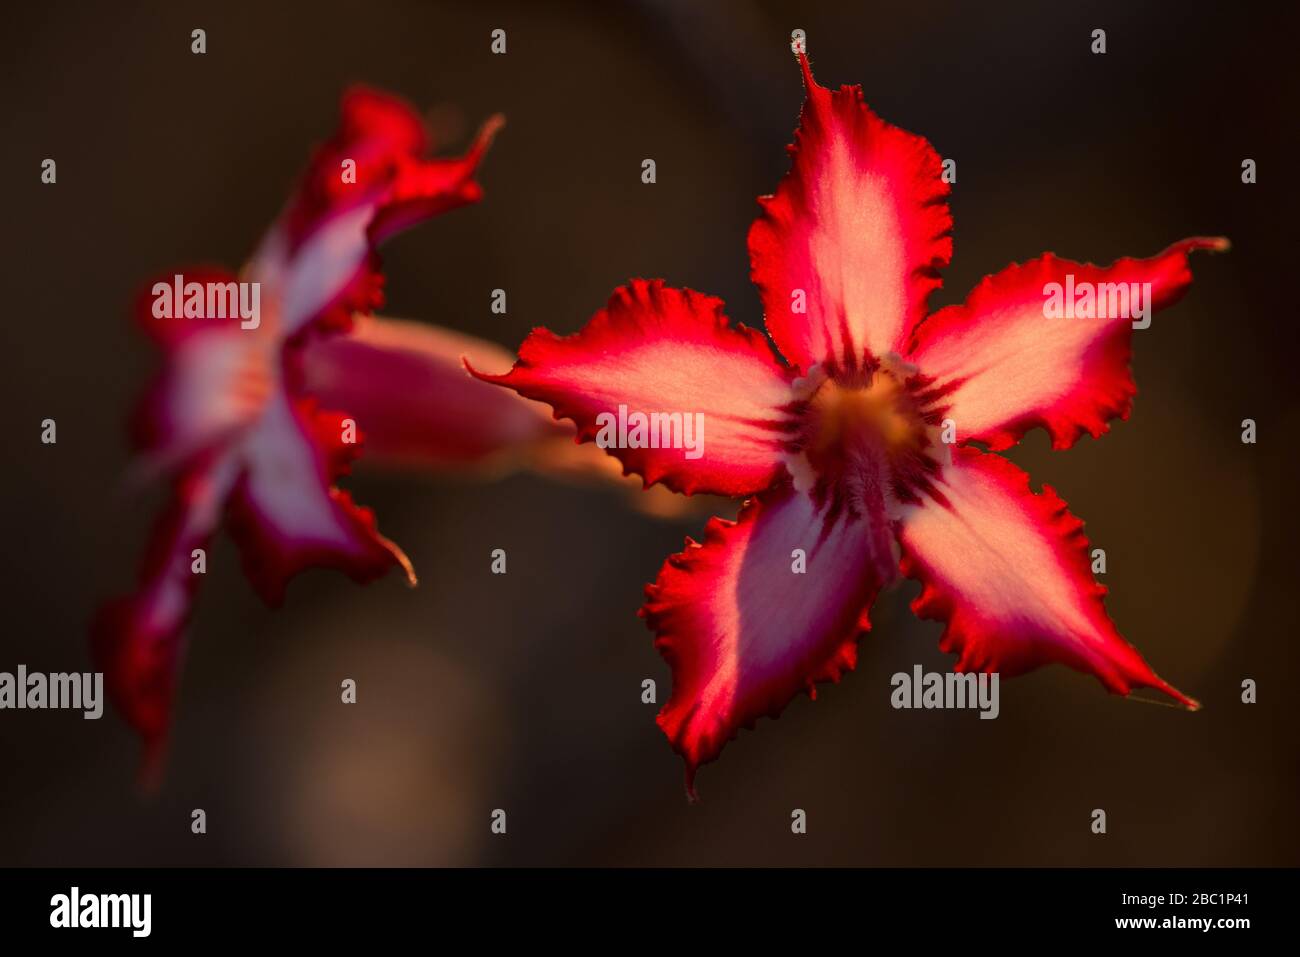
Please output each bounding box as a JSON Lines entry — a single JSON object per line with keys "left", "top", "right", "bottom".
{"left": 2, "top": 0, "right": 1296, "bottom": 865}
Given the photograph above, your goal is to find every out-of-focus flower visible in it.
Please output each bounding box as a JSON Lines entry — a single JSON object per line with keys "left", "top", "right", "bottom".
{"left": 474, "top": 53, "right": 1227, "bottom": 796}
{"left": 94, "top": 88, "right": 501, "bottom": 776}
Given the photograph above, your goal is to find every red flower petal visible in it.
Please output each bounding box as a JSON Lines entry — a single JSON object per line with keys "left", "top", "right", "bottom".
{"left": 279, "top": 87, "right": 498, "bottom": 250}
{"left": 225, "top": 390, "right": 415, "bottom": 607}
{"left": 302, "top": 315, "right": 712, "bottom": 521}
{"left": 907, "top": 237, "right": 1229, "bottom": 450}
{"left": 469, "top": 279, "right": 798, "bottom": 497}
{"left": 642, "top": 482, "right": 894, "bottom": 797}
{"left": 91, "top": 455, "right": 241, "bottom": 780}
{"left": 255, "top": 89, "right": 501, "bottom": 339}
{"left": 748, "top": 53, "right": 952, "bottom": 374}
{"left": 95, "top": 388, "right": 415, "bottom": 776}
{"left": 301, "top": 315, "right": 562, "bottom": 470}
{"left": 132, "top": 334, "right": 274, "bottom": 475}
{"left": 896, "top": 447, "right": 1196, "bottom": 708}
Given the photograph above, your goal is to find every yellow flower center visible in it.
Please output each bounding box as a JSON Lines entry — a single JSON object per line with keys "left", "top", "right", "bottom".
{"left": 804, "top": 361, "right": 931, "bottom": 468}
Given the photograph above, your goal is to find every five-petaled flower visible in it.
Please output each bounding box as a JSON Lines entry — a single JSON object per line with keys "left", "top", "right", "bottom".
{"left": 474, "top": 53, "right": 1227, "bottom": 796}
{"left": 94, "top": 88, "right": 502, "bottom": 777}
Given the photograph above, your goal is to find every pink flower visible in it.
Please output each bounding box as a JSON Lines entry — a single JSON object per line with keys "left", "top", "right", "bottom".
{"left": 94, "top": 88, "right": 501, "bottom": 775}
{"left": 474, "top": 54, "right": 1227, "bottom": 796}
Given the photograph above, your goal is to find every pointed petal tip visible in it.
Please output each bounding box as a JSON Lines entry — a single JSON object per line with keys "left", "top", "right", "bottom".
{"left": 395, "top": 548, "right": 418, "bottom": 587}
{"left": 370, "top": 527, "right": 417, "bottom": 587}
{"left": 1179, "top": 235, "right": 1231, "bottom": 255}
{"left": 794, "top": 47, "right": 827, "bottom": 101}
{"left": 471, "top": 113, "right": 506, "bottom": 157}
{"left": 1122, "top": 666, "right": 1199, "bottom": 711}
{"left": 1152, "top": 677, "right": 1200, "bottom": 711}
{"left": 683, "top": 764, "right": 700, "bottom": 803}
{"left": 461, "top": 354, "right": 504, "bottom": 384}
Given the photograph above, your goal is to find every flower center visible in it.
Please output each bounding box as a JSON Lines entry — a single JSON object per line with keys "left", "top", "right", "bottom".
{"left": 791, "top": 355, "right": 946, "bottom": 514}
{"left": 808, "top": 373, "right": 921, "bottom": 458}
{"left": 807, "top": 358, "right": 931, "bottom": 455}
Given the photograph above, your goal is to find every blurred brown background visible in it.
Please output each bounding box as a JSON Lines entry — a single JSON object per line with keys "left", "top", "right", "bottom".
{"left": 2, "top": 0, "right": 1296, "bottom": 866}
